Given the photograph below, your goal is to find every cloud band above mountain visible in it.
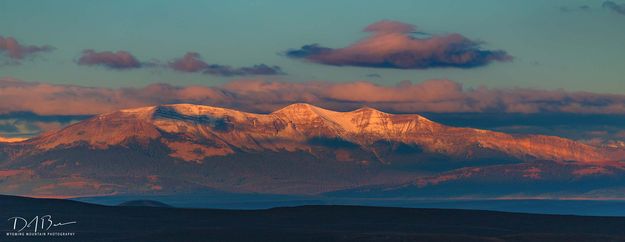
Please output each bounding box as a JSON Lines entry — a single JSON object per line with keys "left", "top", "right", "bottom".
{"left": 1, "top": 77, "right": 625, "bottom": 116}
{"left": 285, "top": 20, "right": 512, "bottom": 69}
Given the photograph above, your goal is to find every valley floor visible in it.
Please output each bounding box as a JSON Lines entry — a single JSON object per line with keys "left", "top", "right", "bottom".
{"left": 75, "top": 193, "right": 625, "bottom": 216}
{"left": 1, "top": 195, "right": 625, "bottom": 242}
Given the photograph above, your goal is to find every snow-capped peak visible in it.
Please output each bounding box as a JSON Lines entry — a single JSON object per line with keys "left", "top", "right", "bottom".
{"left": 24, "top": 103, "right": 616, "bottom": 163}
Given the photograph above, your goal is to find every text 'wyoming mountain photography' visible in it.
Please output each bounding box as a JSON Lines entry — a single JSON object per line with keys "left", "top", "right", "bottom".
{"left": 2, "top": 1, "right": 625, "bottom": 241}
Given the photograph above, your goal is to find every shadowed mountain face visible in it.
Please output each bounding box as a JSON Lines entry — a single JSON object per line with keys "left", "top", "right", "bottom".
{"left": 0, "top": 103, "right": 623, "bottom": 198}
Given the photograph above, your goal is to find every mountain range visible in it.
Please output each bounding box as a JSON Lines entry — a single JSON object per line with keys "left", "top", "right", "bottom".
{"left": 0, "top": 103, "right": 623, "bottom": 198}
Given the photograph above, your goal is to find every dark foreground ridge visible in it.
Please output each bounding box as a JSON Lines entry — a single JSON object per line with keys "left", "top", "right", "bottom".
{"left": 117, "top": 199, "right": 173, "bottom": 208}
{"left": 1, "top": 195, "right": 625, "bottom": 242}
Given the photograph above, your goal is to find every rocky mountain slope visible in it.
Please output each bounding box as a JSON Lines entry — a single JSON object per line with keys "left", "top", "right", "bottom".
{"left": 0, "top": 103, "right": 623, "bottom": 197}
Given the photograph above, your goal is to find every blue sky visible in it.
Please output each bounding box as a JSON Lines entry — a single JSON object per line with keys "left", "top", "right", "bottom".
{"left": 1, "top": 0, "right": 624, "bottom": 93}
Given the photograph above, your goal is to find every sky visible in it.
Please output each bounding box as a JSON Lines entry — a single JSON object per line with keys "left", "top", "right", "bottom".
{"left": 1, "top": 0, "right": 624, "bottom": 92}
{"left": 1, "top": 0, "right": 625, "bottom": 141}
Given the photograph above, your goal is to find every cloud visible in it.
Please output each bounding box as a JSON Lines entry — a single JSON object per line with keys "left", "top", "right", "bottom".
{"left": 0, "top": 112, "right": 86, "bottom": 138}
{"left": 603, "top": 1, "right": 625, "bottom": 14}
{"left": 203, "top": 64, "right": 284, "bottom": 76}
{"left": 77, "top": 49, "right": 142, "bottom": 69}
{"left": 560, "top": 5, "right": 591, "bottom": 12}
{"left": 168, "top": 52, "right": 284, "bottom": 76}
{"left": 0, "top": 78, "right": 224, "bottom": 115}
{"left": 2, "top": 77, "right": 625, "bottom": 116}
{"left": 0, "top": 35, "right": 53, "bottom": 60}
{"left": 363, "top": 20, "right": 416, "bottom": 33}
{"left": 168, "top": 52, "right": 208, "bottom": 72}
{"left": 219, "top": 80, "right": 625, "bottom": 114}
{"left": 285, "top": 20, "right": 511, "bottom": 69}
{"left": 75, "top": 50, "right": 284, "bottom": 74}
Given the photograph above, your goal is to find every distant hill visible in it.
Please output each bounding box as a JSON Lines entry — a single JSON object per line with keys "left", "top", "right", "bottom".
{"left": 118, "top": 200, "right": 172, "bottom": 208}
{"left": 1, "top": 195, "right": 625, "bottom": 242}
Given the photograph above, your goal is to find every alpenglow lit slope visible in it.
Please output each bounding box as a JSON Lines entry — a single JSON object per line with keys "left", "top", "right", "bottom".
{"left": 0, "top": 103, "right": 623, "bottom": 198}
{"left": 0, "top": 136, "right": 27, "bottom": 143}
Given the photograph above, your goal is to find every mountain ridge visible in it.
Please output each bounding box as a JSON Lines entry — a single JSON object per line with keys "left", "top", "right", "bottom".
{"left": 0, "top": 103, "right": 623, "bottom": 197}
{"left": 21, "top": 103, "right": 613, "bottom": 162}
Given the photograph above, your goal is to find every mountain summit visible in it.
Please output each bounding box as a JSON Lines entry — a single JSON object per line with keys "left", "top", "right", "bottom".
{"left": 27, "top": 103, "right": 610, "bottom": 162}
{"left": 0, "top": 103, "right": 623, "bottom": 197}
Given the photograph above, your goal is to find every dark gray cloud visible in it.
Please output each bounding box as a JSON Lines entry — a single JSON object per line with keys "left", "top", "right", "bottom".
{"left": 168, "top": 52, "right": 284, "bottom": 76}
{"left": 203, "top": 64, "right": 284, "bottom": 76}
{"left": 423, "top": 112, "right": 625, "bottom": 148}
{"left": 77, "top": 49, "right": 142, "bottom": 69}
{"left": 560, "top": 5, "right": 591, "bottom": 12}
{"left": 603, "top": 1, "right": 625, "bottom": 14}
{"left": 0, "top": 112, "right": 87, "bottom": 138}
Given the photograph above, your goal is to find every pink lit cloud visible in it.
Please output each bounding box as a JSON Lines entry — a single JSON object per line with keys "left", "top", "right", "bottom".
{"left": 2, "top": 77, "right": 625, "bottom": 116}
{"left": 286, "top": 20, "right": 511, "bottom": 69}
{"left": 77, "top": 49, "right": 142, "bottom": 69}
{"left": 0, "top": 35, "right": 53, "bottom": 61}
